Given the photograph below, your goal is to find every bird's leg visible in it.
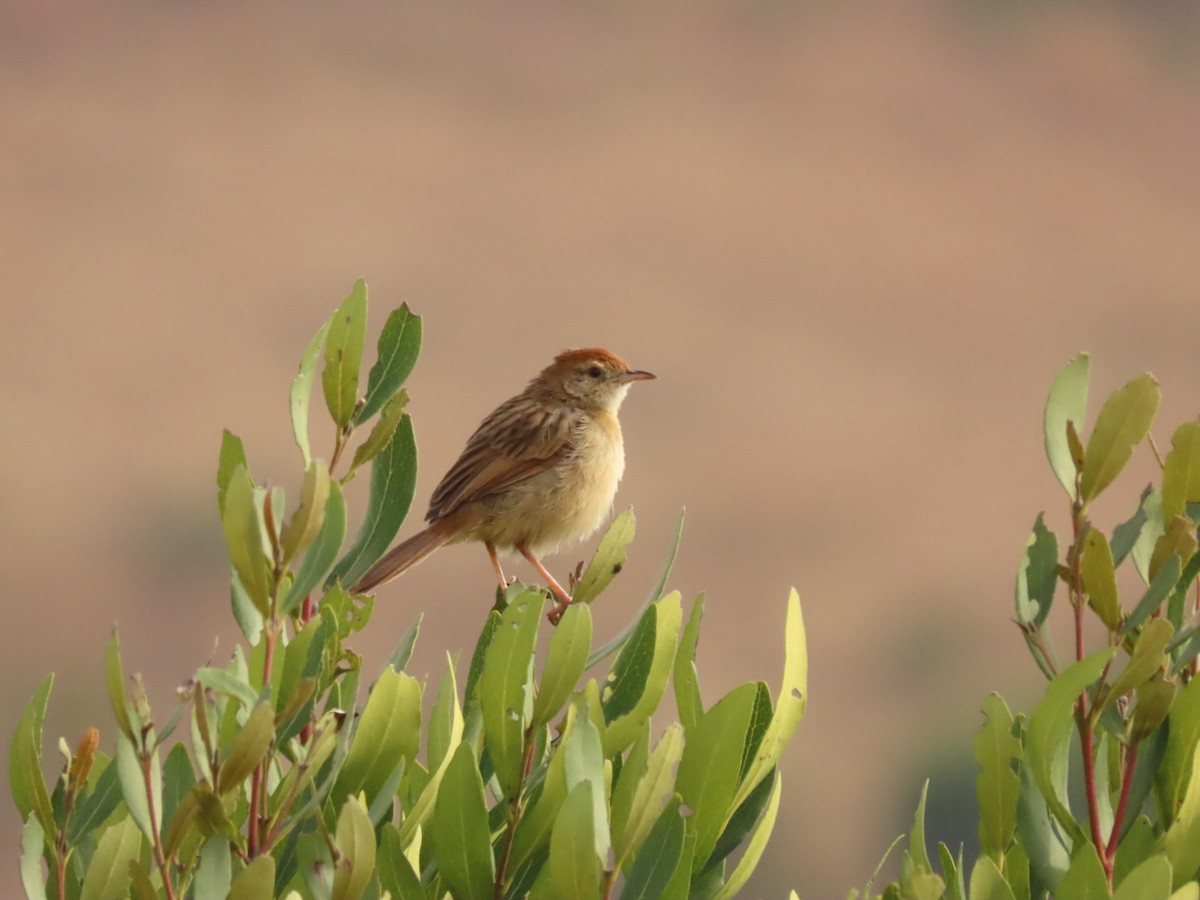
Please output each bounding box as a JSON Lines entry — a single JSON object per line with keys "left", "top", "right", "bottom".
{"left": 485, "top": 542, "right": 510, "bottom": 591}
{"left": 518, "top": 543, "right": 572, "bottom": 625}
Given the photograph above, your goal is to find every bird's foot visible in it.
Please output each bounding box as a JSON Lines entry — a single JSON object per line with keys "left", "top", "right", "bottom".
{"left": 546, "top": 591, "right": 573, "bottom": 626}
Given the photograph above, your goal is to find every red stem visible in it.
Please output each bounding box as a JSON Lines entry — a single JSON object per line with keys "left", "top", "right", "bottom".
{"left": 1076, "top": 707, "right": 1111, "bottom": 882}
{"left": 1106, "top": 743, "right": 1139, "bottom": 861}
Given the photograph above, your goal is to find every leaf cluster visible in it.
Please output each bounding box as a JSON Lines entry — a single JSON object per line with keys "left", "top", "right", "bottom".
{"left": 10, "top": 281, "right": 808, "bottom": 900}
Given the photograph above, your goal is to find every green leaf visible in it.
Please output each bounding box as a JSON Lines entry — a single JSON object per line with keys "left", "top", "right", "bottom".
{"left": 322, "top": 278, "right": 369, "bottom": 429}
{"left": 160, "top": 743, "right": 195, "bottom": 839}
{"left": 967, "top": 856, "right": 1018, "bottom": 900}
{"left": 431, "top": 742, "right": 495, "bottom": 900}
{"left": 1018, "top": 752, "right": 1071, "bottom": 900}
{"left": 587, "top": 508, "right": 685, "bottom": 669}
{"left": 939, "top": 842, "right": 967, "bottom": 900}
{"left": 9, "top": 674, "right": 54, "bottom": 839}
{"left": 378, "top": 825, "right": 427, "bottom": 900}
{"left": 1151, "top": 517, "right": 1198, "bottom": 590}
{"left": 1026, "top": 647, "right": 1116, "bottom": 845}
{"left": 1081, "top": 528, "right": 1122, "bottom": 630}
{"left": 280, "top": 459, "right": 331, "bottom": 566}
{"left": 1159, "top": 676, "right": 1200, "bottom": 825}
{"left": 1080, "top": 373, "right": 1161, "bottom": 502}
{"left": 533, "top": 602, "right": 593, "bottom": 729}
{"left": 79, "top": 815, "right": 142, "bottom": 900}
{"left": 621, "top": 797, "right": 685, "bottom": 900}
{"left": 562, "top": 699, "right": 610, "bottom": 863}
{"left": 1044, "top": 353, "right": 1090, "bottom": 498}
{"left": 1122, "top": 554, "right": 1181, "bottom": 637}
{"left": 216, "top": 429, "right": 248, "bottom": 516}
{"left": 282, "top": 479, "right": 346, "bottom": 616}
{"left": 105, "top": 633, "right": 134, "bottom": 742}
{"left": 332, "top": 795, "right": 376, "bottom": 900}
{"left": 217, "top": 702, "right": 274, "bottom": 794}
{"left": 480, "top": 588, "right": 543, "bottom": 800}
{"left": 327, "top": 413, "right": 417, "bottom": 588}
{"left": 356, "top": 303, "right": 422, "bottom": 424}
{"left": 1105, "top": 619, "right": 1173, "bottom": 708}
{"left": 348, "top": 390, "right": 409, "bottom": 475}
{"left": 193, "top": 836, "right": 232, "bottom": 900}
{"left": 674, "top": 594, "right": 705, "bottom": 732}
{"left": 612, "top": 723, "right": 685, "bottom": 868}
{"left": 1163, "top": 420, "right": 1200, "bottom": 526}
{"left": 1163, "top": 744, "right": 1200, "bottom": 889}
{"left": 275, "top": 615, "right": 328, "bottom": 742}
{"left": 547, "top": 781, "right": 602, "bottom": 900}
{"left": 1114, "top": 855, "right": 1173, "bottom": 900}
{"left": 1112, "top": 487, "right": 1152, "bottom": 566}
{"left": 909, "top": 779, "right": 934, "bottom": 873}
{"left": 429, "top": 652, "right": 463, "bottom": 776}
{"left": 604, "top": 591, "right": 682, "bottom": 756}
{"left": 335, "top": 666, "right": 421, "bottom": 803}
{"left": 677, "top": 682, "right": 757, "bottom": 872}
{"left": 115, "top": 731, "right": 161, "bottom": 842}
{"left": 195, "top": 665, "right": 259, "bottom": 711}
{"left": 1057, "top": 843, "right": 1110, "bottom": 900}
{"left": 729, "top": 588, "right": 808, "bottom": 814}
{"left": 975, "top": 694, "right": 1021, "bottom": 863}
{"left": 70, "top": 757, "right": 122, "bottom": 842}
{"left": 291, "top": 319, "right": 331, "bottom": 467}
{"left": 20, "top": 816, "right": 47, "bottom": 900}
{"left": 1015, "top": 515, "right": 1058, "bottom": 627}
{"left": 221, "top": 465, "right": 271, "bottom": 616}
{"left": 384, "top": 613, "right": 423, "bottom": 674}
{"left": 465, "top": 609, "right": 503, "bottom": 705}
{"left": 227, "top": 856, "right": 275, "bottom": 900}
{"left": 709, "top": 772, "right": 783, "bottom": 900}
{"left": 573, "top": 508, "right": 636, "bottom": 606}
{"left": 1132, "top": 490, "right": 1166, "bottom": 583}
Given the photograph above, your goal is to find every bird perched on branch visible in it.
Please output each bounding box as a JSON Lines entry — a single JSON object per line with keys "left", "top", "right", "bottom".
{"left": 350, "top": 347, "right": 655, "bottom": 623}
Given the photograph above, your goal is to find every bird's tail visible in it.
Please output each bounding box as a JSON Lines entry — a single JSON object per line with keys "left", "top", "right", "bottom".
{"left": 350, "top": 525, "right": 453, "bottom": 594}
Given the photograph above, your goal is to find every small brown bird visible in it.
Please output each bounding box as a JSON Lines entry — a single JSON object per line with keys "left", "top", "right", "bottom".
{"left": 350, "top": 347, "right": 655, "bottom": 623}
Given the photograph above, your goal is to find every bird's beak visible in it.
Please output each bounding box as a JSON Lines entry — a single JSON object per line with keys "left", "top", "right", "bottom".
{"left": 618, "top": 369, "right": 656, "bottom": 383}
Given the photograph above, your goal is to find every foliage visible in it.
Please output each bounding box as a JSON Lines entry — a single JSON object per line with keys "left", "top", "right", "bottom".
{"left": 856, "top": 353, "right": 1200, "bottom": 900}
{"left": 10, "top": 280, "right": 807, "bottom": 900}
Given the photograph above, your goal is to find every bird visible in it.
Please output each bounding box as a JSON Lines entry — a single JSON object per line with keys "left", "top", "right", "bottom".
{"left": 349, "top": 347, "right": 655, "bottom": 623}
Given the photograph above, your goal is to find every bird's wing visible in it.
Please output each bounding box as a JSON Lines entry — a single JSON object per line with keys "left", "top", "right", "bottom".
{"left": 426, "top": 397, "right": 578, "bottom": 521}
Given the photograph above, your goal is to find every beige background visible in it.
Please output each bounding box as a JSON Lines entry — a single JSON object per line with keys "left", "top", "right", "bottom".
{"left": 3, "top": 3, "right": 1200, "bottom": 897}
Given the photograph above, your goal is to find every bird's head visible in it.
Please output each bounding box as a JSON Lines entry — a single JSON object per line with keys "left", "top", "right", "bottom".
{"left": 540, "top": 347, "right": 656, "bottom": 412}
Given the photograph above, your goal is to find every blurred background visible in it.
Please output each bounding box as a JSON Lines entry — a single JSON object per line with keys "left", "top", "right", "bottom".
{"left": 3, "top": 1, "right": 1200, "bottom": 896}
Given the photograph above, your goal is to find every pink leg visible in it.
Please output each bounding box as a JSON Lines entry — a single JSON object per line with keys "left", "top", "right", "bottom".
{"left": 518, "top": 543, "right": 572, "bottom": 624}
{"left": 485, "top": 542, "right": 508, "bottom": 591}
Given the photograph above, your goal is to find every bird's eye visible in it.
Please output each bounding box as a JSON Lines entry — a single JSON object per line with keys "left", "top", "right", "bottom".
{"left": 587, "top": 366, "right": 604, "bottom": 378}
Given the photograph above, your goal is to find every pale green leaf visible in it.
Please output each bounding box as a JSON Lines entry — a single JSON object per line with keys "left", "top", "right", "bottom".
{"left": 1043, "top": 353, "right": 1090, "bottom": 498}
{"left": 291, "top": 319, "right": 331, "bottom": 467}
{"left": 322, "top": 278, "right": 369, "bottom": 429}
{"left": 332, "top": 795, "right": 376, "bottom": 900}
{"left": 216, "top": 429, "right": 248, "bottom": 516}
{"left": 729, "top": 588, "right": 808, "bottom": 814}
{"left": 573, "top": 508, "right": 636, "bottom": 606}
{"left": 1081, "top": 528, "right": 1122, "bottom": 630}
{"left": 1163, "top": 420, "right": 1200, "bottom": 526}
{"left": 431, "top": 742, "right": 494, "bottom": 900}
{"left": 533, "top": 602, "right": 593, "bottom": 729}
{"left": 1058, "top": 843, "right": 1110, "bottom": 900}
{"left": 227, "top": 856, "right": 275, "bottom": 900}
{"left": 217, "top": 702, "right": 274, "bottom": 794}
{"left": 1025, "top": 648, "right": 1116, "bottom": 845}
{"left": 1160, "top": 676, "right": 1200, "bottom": 825}
{"left": 1105, "top": 619, "right": 1173, "bottom": 708}
{"left": 674, "top": 594, "right": 705, "bottom": 732}
{"left": 280, "top": 459, "right": 330, "bottom": 565}
{"left": 221, "top": 465, "right": 271, "bottom": 616}
{"left": 613, "top": 723, "right": 685, "bottom": 866}
{"left": 193, "top": 836, "right": 232, "bottom": 900}
{"left": 20, "top": 816, "right": 47, "bottom": 900}
{"left": 480, "top": 588, "right": 543, "bottom": 799}
{"left": 975, "top": 694, "right": 1021, "bottom": 863}
{"left": 79, "top": 815, "right": 141, "bottom": 900}
{"left": 335, "top": 667, "right": 421, "bottom": 803}
{"left": 548, "top": 782, "right": 602, "bottom": 900}
{"left": 1164, "top": 745, "right": 1200, "bottom": 888}
{"left": 281, "top": 479, "right": 346, "bottom": 615}
{"left": 349, "top": 390, "right": 409, "bottom": 475}
{"left": 1114, "top": 855, "right": 1172, "bottom": 900}
{"left": 968, "top": 855, "right": 1018, "bottom": 900}
{"left": 1080, "top": 373, "right": 1161, "bottom": 502}
{"left": 9, "top": 674, "right": 55, "bottom": 839}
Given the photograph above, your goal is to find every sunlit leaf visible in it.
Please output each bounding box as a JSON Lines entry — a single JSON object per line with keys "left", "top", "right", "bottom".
{"left": 975, "top": 694, "right": 1021, "bottom": 863}
{"left": 1080, "top": 373, "right": 1160, "bottom": 502}
{"left": 357, "top": 303, "right": 422, "bottom": 424}
{"left": 1043, "top": 353, "right": 1090, "bottom": 498}
{"left": 322, "top": 278, "right": 368, "bottom": 429}
{"left": 290, "top": 319, "right": 330, "bottom": 467}
{"left": 573, "top": 509, "right": 636, "bottom": 606}
{"left": 431, "top": 742, "right": 494, "bottom": 900}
